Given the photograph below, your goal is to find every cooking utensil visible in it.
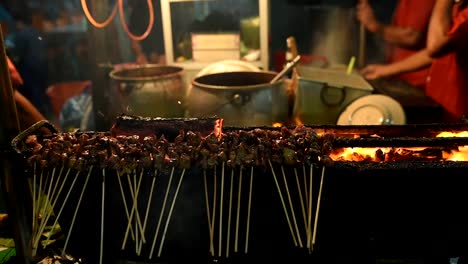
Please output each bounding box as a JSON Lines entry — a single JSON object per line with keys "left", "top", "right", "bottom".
{"left": 358, "top": 24, "right": 366, "bottom": 68}
{"left": 270, "top": 55, "right": 301, "bottom": 84}
{"left": 109, "top": 65, "right": 187, "bottom": 118}
{"left": 188, "top": 71, "right": 289, "bottom": 126}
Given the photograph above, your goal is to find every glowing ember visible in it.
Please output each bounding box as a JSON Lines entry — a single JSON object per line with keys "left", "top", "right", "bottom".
{"left": 215, "top": 119, "right": 224, "bottom": 140}
{"left": 436, "top": 131, "right": 468, "bottom": 138}
{"left": 330, "top": 146, "right": 468, "bottom": 162}
{"left": 272, "top": 123, "right": 283, "bottom": 128}
{"left": 443, "top": 146, "right": 468, "bottom": 161}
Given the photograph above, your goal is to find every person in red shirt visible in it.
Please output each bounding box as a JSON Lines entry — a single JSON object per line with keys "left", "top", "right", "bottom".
{"left": 358, "top": 0, "right": 436, "bottom": 90}
{"left": 425, "top": 0, "right": 468, "bottom": 121}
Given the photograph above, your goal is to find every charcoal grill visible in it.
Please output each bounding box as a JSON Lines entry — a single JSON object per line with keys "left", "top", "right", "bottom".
{"left": 6, "top": 116, "right": 468, "bottom": 264}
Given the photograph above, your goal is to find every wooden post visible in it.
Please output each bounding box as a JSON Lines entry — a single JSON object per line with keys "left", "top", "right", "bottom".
{"left": 87, "top": 1, "right": 117, "bottom": 131}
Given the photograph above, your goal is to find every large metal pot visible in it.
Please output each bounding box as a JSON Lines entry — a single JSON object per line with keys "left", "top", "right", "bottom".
{"left": 188, "top": 71, "right": 288, "bottom": 126}
{"left": 109, "top": 65, "right": 187, "bottom": 117}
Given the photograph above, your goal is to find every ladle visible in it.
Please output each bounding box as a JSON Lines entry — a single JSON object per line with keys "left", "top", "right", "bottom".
{"left": 270, "top": 55, "right": 301, "bottom": 84}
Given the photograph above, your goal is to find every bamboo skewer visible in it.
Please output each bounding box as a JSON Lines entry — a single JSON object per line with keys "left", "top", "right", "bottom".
{"left": 133, "top": 170, "right": 139, "bottom": 254}
{"left": 268, "top": 160, "right": 297, "bottom": 247}
{"left": 62, "top": 166, "right": 93, "bottom": 257}
{"left": 116, "top": 171, "right": 135, "bottom": 240}
{"left": 203, "top": 170, "right": 214, "bottom": 256}
{"left": 303, "top": 165, "right": 308, "bottom": 212}
{"left": 50, "top": 168, "right": 71, "bottom": 210}
{"left": 149, "top": 167, "right": 175, "bottom": 259}
{"left": 100, "top": 169, "right": 105, "bottom": 264}
{"left": 36, "top": 169, "right": 43, "bottom": 218}
{"left": 132, "top": 170, "right": 146, "bottom": 240}
{"left": 211, "top": 166, "right": 218, "bottom": 257}
{"left": 49, "top": 165, "right": 65, "bottom": 206}
{"left": 40, "top": 167, "right": 72, "bottom": 249}
{"left": 306, "top": 164, "right": 313, "bottom": 250}
{"left": 157, "top": 169, "right": 186, "bottom": 257}
{"left": 244, "top": 166, "right": 253, "bottom": 254}
{"left": 33, "top": 169, "right": 44, "bottom": 243}
{"left": 218, "top": 163, "right": 225, "bottom": 257}
{"left": 138, "top": 169, "right": 158, "bottom": 255}
{"left": 281, "top": 166, "right": 303, "bottom": 248}
{"left": 294, "top": 168, "right": 308, "bottom": 234}
{"left": 37, "top": 166, "right": 69, "bottom": 250}
{"left": 32, "top": 162, "right": 37, "bottom": 234}
{"left": 234, "top": 166, "right": 243, "bottom": 253}
{"left": 36, "top": 169, "right": 50, "bottom": 240}
{"left": 35, "top": 168, "right": 56, "bottom": 248}
{"left": 226, "top": 169, "right": 234, "bottom": 257}
{"left": 312, "top": 166, "right": 326, "bottom": 250}
{"left": 44, "top": 170, "right": 80, "bottom": 250}
{"left": 121, "top": 170, "right": 145, "bottom": 250}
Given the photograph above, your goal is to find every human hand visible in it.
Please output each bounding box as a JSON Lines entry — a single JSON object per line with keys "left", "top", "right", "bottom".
{"left": 357, "top": 0, "right": 382, "bottom": 33}
{"left": 360, "top": 64, "right": 392, "bottom": 80}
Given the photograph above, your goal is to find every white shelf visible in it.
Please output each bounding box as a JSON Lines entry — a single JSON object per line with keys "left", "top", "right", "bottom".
{"left": 161, "top": 0, "right": 270, "bottom": 71}
{"left": 169, "top": 59, "right": 265, "bottom": 70}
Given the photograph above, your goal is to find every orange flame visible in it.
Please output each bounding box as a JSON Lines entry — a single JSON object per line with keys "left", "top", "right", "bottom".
{"left": 272, "top": 122, "right": 283, "bottom": 128}
{"left": 330, "top": 146, "right": 468, "bottom": 162}
{"left": 295, "top": 116, "right": 304, "bottom": 126}
{"left": 436, "top": 131, "right": 468, "bottom": 138}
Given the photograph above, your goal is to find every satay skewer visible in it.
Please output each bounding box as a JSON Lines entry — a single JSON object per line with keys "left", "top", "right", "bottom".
{"left": 121, "top": 170, "right": 145, "bottom": 250}
{"left": 133, "top": 170, "right": 139, "bottom": 254}
{"left": 100, "top": 168, "right": 105, "bottom": 264}
{"left": 37, "top": 165, "right": 69, "bottom": 250}
{"left": 36, "top": 169, "right": 43, "bottom": 220}
{"left": 244, "top": 166, "right": 253, "bottom": 254}
{"left": 281, "top": 166, "right": 303, "bottom": 248}
{"left": 303, "top": 165, "right": 308, "bottom": 212}
{"left": 138, "top": 169, "right": 158, "bottom": 255}
{"left": 157, "top": 168, "right": 186, "bottom": 257}
{"left": 43, "top": 169, "right": 79, "bottom": 249}
{"left": 268, "top": 160, "right": 297, "bottom": 247}
{"left": 149, "top": 167, "right": 175, "bottom": 259}
{"left": 218, "top": 162, "right": 225, "bottom": 257}
{"left": 116, "top": 171, "right": 135, "bottom": 240}
{"left": 226, "top": 169, "right": 234, "bottom": 257}
{"left": 131, "top": 170, "right": 146, "bottom": 240}
{"left": 33, "top": 168, "right": 44, "bottom": 242}
{"left": 294, "top": 168, "right": 308, "bottom": 235}
{"left": 32, "top": 162, "right": 37, "bottom": 235}
{"left": 34, "top": 168, "right": 56, "bottom": 249}
{"left": 50, "top": 168, "right": 71, "bottom": 212}
{"left": 49, "top": 165, "right": 65, "bottom": 208}
{"left": 35, "top": 169, "right": 49, "bottom": 244}
{"left": 234, "top": 166, "right": 243, "bottom": 253}
{"left": 41, "top": 167, "right": 73, "bottom": 249}
{"left": 211, "top": 166, "right": 218, "bottom": 257}
{"left": 62, "top": 166, "right": 93, "bottom": 257}
{"left": 203, "top": 170, "right": 214, "bottom": 256}
{"left": 306, "top": 164, "right": 313, "bottom": 250}
{"left": 312, "top": 166, "right": 326, "bottom": 250}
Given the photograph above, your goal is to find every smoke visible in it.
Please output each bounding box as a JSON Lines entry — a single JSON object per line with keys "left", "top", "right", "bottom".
{"left": 307, "top": 7, "right": 358, "bottom": 66}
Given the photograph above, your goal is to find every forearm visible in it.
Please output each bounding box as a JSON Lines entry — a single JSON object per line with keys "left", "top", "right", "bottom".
{"left": 385, "top": 49, "right": 433, "bottom": 75}
{"left": 375, "top": 24, "right": 424, "bottom": 48}
{"left": 427, "top": 0, "right": 453, "bottom": 57}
